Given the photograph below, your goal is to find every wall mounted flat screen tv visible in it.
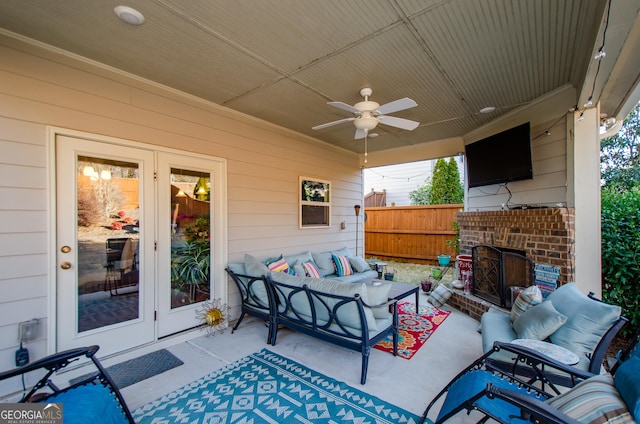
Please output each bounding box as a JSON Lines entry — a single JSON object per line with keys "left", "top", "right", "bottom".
{"left": 466, "top": 122, "right": 533, "bottom": 188}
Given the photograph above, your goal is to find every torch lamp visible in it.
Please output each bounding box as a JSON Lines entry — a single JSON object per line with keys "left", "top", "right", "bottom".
{"left": 354, "top": 205, "right": 361, "bottom": 256}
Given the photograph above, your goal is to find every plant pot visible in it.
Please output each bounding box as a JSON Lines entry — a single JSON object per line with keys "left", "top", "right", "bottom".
{"left": 420, "top": 280, "right": 432, "bottom": 292}
{"left": 384, "top": 272, "right": 394, "bottom": 281}
{"left": 431, "top": 268, "right": 443, "bottom": 279}
{"left": 438, "top": 255, "right": 451, "bottom": 267}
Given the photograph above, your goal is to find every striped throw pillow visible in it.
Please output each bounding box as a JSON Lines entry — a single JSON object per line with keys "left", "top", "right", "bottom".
{"left": 266, "top": 256, "right": 289, "bottom": 273}
{"left": 302, "top": 261, "right": 321, "bottom": 278}
{"left": 510, "top": 285, "right": 542, "bottom": 324}
{"left": 547, "top": 374, "right": 633, "bottom": 424}
{"left": 332, "top": 255, "right": 353, "bottom": 277}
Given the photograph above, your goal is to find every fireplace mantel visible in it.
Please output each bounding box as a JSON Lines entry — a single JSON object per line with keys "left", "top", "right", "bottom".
{"left": 456, "top": 208, "right": 575, "bottom": 287}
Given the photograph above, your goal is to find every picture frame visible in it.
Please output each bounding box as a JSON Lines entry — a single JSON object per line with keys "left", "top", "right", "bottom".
{"left": 299, "top": 177, "right": 331, "bottom": 228}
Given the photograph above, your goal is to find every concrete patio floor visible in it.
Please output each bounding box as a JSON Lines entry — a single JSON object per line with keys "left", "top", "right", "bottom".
{"left": 120, "top": 290, "right": 484, "bottom": 422}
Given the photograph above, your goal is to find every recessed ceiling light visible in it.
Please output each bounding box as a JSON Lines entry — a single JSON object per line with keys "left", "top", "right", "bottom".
{"left": 479, "top": 106, "right": 496, "bottom": 114}
{"left": 114, "top": 5, "right": 145, "bottom": 26}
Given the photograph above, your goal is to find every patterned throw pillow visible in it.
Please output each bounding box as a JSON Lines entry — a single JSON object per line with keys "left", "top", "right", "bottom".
{"left": 302, "top": 261, "right": 321, "bottom": 278}
{"left": 547, "top": 374, "right": 634, "bottom": 424}
{"left": 266, "top": 256, "right": 289, "bottom": 273}
{"left": 332, "top": 255, "right": 354, "bottom": 277}
{"left": 428, "top": 284, "right": 452, "bottom": 308}
{"left": 510, "top": 285, "right": 542, "bottom": 324}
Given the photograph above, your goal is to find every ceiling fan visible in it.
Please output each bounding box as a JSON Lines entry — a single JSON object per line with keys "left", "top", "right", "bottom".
{"left": 312, "top": 87, "right": 420, "bottom": 140}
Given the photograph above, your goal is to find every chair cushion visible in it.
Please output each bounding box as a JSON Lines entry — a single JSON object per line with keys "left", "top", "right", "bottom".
{"left": 547, "top": 374, "right": 633, "bottom": 424}
{"left": 427, "top": 284, "right": 452, "bottom": 308}
{"left": 614, "top": 356, "right": 640, "bottom": 420}
{"left": 513, "top": 300, "right": 568, "bottom": 341}
{"left": 332, "top": 254, "right": 354, "bottom": 276}
{"left": 546, "top": 283, "right": 621, "bottom": 358}
{"left": 510, "top": 285, "right": 542, "bottom": 324}
{"left": 331, "top": 246, "right": 354, "bottom": 258}
{"left": 349, "top": 256, "right": 371, "bottom": 273}
{"left": 41, "top": 382, "right": 129, "bottom": 424}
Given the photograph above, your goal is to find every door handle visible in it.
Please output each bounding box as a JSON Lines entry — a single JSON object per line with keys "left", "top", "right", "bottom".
{"left": 60, "top": 262, "right": 72, "bottom": 270}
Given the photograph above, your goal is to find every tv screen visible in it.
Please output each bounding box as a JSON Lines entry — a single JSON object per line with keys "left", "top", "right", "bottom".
{"left": 466, "top": 122, "right": 533, "bottom": 188}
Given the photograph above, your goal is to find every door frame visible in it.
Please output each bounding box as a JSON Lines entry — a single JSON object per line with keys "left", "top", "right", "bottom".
{"left": 47, "top": 127, "right": 228, "bottom": 355}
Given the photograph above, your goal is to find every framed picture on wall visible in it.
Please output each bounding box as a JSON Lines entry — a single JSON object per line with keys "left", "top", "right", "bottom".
{"left": 299, "top": 177, "right": 331, "bottom": 228}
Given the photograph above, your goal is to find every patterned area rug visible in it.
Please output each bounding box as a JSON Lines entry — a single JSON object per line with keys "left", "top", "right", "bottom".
{"left": 133, "top": 348, "right": 419, "bottom": 424}
{"left": 375, "top": 302, "right": 451, "bottom": 359}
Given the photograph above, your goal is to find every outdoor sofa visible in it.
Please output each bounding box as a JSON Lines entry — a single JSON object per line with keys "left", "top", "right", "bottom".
{"left": 226, "top": 247, "right": 398, "bottom": 384}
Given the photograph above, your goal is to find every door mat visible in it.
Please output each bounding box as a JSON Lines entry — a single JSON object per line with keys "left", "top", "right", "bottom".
{"left": 71, "top": 349, "right": 183, "bottom": 389}
{"left": 374, "top": 301, "right": 451, "bottom": 359}
{"left": 133, "top": 348, "right": 419, "bottom": 423}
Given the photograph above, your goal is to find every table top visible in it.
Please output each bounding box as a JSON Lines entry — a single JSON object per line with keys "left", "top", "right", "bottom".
{"left": 512, "top": 339, "right": 580, "bottom": 365}
{"left": 368, "top": 279, "right": 419, "bottom": 300}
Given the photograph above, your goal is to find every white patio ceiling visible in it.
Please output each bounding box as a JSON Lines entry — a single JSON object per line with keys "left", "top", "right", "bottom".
{"left": 0, "top": 0, "right": 638, "bottom": 157}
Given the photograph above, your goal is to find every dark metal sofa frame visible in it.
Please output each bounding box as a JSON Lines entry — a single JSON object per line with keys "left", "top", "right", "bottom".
{"left": 266, "top": 275, "right": 398, "bottom": 384}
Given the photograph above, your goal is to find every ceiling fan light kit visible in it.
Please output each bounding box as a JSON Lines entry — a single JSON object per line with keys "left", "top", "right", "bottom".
{"left": 312, "top": 87, "right": 420, "bottom": 163}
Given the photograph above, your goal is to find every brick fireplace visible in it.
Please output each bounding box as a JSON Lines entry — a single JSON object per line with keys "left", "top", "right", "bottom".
{"left": 456, "top": 208, "right": 575, "bottom": 288}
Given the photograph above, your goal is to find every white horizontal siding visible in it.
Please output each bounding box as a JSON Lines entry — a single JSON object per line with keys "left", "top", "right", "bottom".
{"left": 0, "top": 34, "right": 363, "bottom": 379}
{"left": 466, "top": 118, "right": 567, "bottom": 211}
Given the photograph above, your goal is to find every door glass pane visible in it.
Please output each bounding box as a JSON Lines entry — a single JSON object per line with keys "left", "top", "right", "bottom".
{"left": 170, "top": 168, "right": 211, "bottom": 309}
{"left": 77, "top": 156, "right": 140, "bottom": 332}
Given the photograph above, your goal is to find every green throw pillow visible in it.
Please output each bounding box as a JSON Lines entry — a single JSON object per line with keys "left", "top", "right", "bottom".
{"left": 513, "top": 301, "right": 567, "bottom": 340}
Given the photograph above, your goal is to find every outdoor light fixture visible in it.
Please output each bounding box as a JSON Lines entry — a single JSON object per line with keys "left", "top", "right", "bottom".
{"left": 176, "top": 189, "right": 187, "bottom": 198}
{"left": 354, "top": 205, "right": 361, "bottom": 255}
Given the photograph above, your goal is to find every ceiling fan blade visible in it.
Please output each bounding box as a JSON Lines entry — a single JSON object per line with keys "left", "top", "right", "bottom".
{"left": 328, "top": 101, "right": 361, "bottom": 114}
{"left": 354, "top": 128, "right": 367, "bottom": 140}
{"left": 312, "top": 117, "right": 355, "bottom": 130}
{"left": 375, "top": 97, "right": 417, "bottom": 115}
{"left": 377, "top": 115, "right": 420, "bottom": 131}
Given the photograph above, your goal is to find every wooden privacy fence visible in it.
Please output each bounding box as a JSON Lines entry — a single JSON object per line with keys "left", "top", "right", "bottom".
{"left": 364, "top": 204, "right": 463, "bottom": 264}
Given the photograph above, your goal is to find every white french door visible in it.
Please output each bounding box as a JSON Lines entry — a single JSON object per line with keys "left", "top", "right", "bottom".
{"left": 55, "top": 133, "right": 227, "bottom": 354}
{"left": 56, "top": 136, "right": 155, "bottom": 356}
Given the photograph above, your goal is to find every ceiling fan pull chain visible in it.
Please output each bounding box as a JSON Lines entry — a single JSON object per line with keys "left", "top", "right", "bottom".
{"left": 364, "top": 132, "right": 368, "bottom": 163}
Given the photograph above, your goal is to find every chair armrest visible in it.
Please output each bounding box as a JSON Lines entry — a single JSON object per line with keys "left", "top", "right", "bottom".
{"left": 492, "top": 341, "right": 594, "bottom": 381}
{"left": 0, "top": 346, "right": 99, "bottom": 381}
{"left": 486, "top": 384, "right": 581, "bottom": 424}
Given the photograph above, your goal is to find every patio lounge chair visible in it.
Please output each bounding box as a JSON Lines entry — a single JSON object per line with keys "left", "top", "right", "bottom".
{"left": 0, "top": 345, "right": 134, "bottom": 424}
{"left": 420, "top": 340, "right": 640, "bottom": 424}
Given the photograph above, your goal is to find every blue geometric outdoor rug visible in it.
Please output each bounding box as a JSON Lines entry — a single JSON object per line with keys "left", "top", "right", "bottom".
{"left": 133, "top": 348, "right": 420, "bottom": 423}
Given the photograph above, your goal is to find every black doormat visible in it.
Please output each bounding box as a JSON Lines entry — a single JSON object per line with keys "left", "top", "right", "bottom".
{"left": 71, "top": 349, "right": 183, "bottom": 389}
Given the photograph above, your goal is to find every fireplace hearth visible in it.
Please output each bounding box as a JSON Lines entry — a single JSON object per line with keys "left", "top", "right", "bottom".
{"left": 472, "top": 245, "right": 533, "bottom": 308}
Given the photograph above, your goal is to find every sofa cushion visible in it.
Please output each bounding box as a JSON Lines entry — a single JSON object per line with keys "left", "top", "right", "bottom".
{"left": 513, "top": 301, "right": 568, "bottom": 341}
{"left": 269, "top": 272, "right": 377, "bottom": 331}
{"left": 244, "top": 254, "right": 269, "bottom": 277}
{"left": 614, "top": 356, "right": 640, "bottom": 419}
{"left": 311, "top": 251, "right": 335, "bottom": 276}
{"left": 547, "top": 374, "right": 633, "bottom": 424}
{"left": 302, "top": 261, "right": 321, "bottom": 278}
{"left": 291, "top": 260, "right": 305, "bottom": 277}
{"left": 511, "top": 285, "right": 542, "bottom": 324}
{"left": 227, "top": 262, "right": 245, "bottom": 275}
{"left": 361, "top": 281, "right": 392, "bottom": 319}
{"left": 331, "top": 247, "right": 354, "bottom": 258}
{"left": 332, "top": 254, "right": 354, "bottom": 276}
{"left": 324, "top": 270, "right": 378, "bottom": 284}
{"left": 349, "top": 256, "right": 371, "bottom": 273}
{"left": 284, "top": 251, "right": 314, "bottom": 266}
{"left": 547, "top": 283, "right": 621, "bottom": 358}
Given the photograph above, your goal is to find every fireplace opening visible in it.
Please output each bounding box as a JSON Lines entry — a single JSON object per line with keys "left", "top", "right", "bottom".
{"left": 472, "top": 245, "right": 533, "bottom": 308}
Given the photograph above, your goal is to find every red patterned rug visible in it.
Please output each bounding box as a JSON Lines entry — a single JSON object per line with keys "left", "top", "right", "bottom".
{"left": 374, "top": 301, "right": 451, "bottom": 360}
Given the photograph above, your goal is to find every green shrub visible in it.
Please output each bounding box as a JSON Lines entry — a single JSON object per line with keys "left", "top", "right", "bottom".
{"left": 601, "top": 186, "right": 640, "bottom": 336}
